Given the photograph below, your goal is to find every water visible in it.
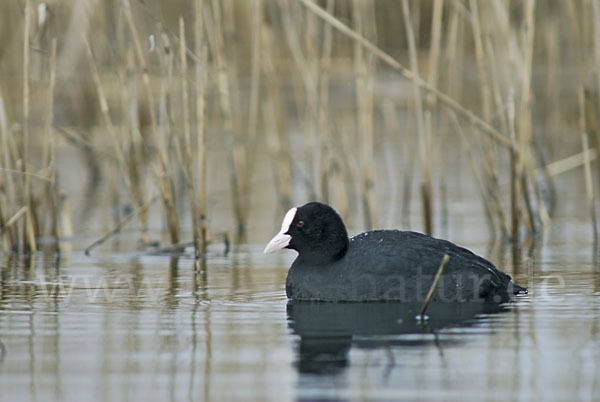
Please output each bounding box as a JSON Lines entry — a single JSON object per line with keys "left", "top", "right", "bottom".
{"left": 0, "top": 245, "right": 294, "bottom": 402}
{"left": 1, "top": 231, "right": 599, "bottom": 401}
{"left": 1, "top": 153, "right": 599, "bottom": 401}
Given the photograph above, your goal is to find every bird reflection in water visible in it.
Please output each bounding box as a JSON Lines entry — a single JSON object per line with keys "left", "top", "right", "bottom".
{"left": 287, "top": 300, "right": 507, "bottom": 375}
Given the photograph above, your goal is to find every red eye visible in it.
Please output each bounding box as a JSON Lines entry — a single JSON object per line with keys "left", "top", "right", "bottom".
{"left": 296, "top": 220, "right": 304, "bottom": 228}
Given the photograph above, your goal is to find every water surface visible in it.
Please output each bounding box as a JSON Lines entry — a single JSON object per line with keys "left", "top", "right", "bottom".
{"left": 0, "top": 166, "right": 599, "bottom": 402}
{"left": 1, "top": 230, "right": 599, "bottom": 401}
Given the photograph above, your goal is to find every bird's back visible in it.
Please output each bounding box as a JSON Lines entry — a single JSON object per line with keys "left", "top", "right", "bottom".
{"left": 286, "top": 230, "right": 521, "bottom": 302}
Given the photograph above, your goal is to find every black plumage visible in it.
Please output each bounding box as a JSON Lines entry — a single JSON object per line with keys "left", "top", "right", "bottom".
{"left": 266, "top": 202, "right": 526, "bottom": 302}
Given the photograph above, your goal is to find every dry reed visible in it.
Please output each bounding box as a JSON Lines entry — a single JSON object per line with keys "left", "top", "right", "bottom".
{"left": 207, "top": 0, "right": 249, "bottom": 240}
{"left": 261, "top": 26, "right": 293, "bottom": 213}
{"left": 45, "top": 39, "right": 59, "bottom": 249}
{"left": 419, "top": 254, "right": 450, "bottom": 318}
{"left": 353, "top": 0, "right": 377, "bottom": 230}
{"left": 124, "top": 0, "right": 180, "bottom": 245}
{"left": 22, "top": 0, "right": 36, "bottom": 252}
{"left": 299, "top": 0, "right": 512, "bottom": 149}
{"left": 85, "top": 196, "right": 156, "bottom": 256}
{"left": 579, "top": 86, "right": 598, "bottom": 242}
{"left": 402, "top": 0, "right": 431, "bottom": 236}
{"left": 470, "top": 0, "right": 504, "bottom": 237}
{"left": 1, "top": 1, "right": 599, "bottom": 257}
{"left": 507, "top": 90, "right": 520, "bottom": 245}
{"left": 318, "top": 0, "right": 335, "bottom": 204}
{"left": 195, "top": 0, "right": 208, "bottom": 256}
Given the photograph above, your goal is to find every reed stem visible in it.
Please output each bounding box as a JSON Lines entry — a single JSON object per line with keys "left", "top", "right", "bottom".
{"left": 402, "top": 0, "right": 431, "bottom": 235}
{"left": 261, "top": 26, "right": 292, "bottom": 212}
{"left": 580, "top": 86, "right": 598, "bottom": 243}
{"left": 85, "top": 196, "right": 157, "bottom": 256}
{"left": 419, "top": 254, "right": 450, "bottom": 318}
{"left": 46, "top": 39, "right": 60, "bottom": 250}
{"left": 298, "top": 0, "right": 512, "bottom": 149}
{"left": 353, "top": 0, "right": 377, "bottom": 230}
{"left": 123, "top": 0, "right": 179, "bottom": 244}
{"left": 195, "top": 0, "right": 208, "bottom": 255}
{"left": 22, "top": 0, "right": 36, "bottom": 252}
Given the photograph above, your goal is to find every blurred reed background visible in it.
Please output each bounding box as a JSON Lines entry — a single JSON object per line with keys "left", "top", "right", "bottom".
{"left": 0, "top": 0, "right": 598, "bottom": 259}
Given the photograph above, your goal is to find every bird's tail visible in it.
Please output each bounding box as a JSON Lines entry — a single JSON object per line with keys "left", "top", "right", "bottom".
{"left": 512, "top": 282, "right": 528, "bottom": 295}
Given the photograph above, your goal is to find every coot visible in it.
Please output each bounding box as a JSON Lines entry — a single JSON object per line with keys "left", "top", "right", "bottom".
{"left": 265, "top": 202, "right": 526, "bottom": 302}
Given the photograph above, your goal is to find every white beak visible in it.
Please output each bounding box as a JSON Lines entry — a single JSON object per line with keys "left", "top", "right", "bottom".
{"left": 264, "top": 232, "right": 291, "bottom": 254}
{"left": 264, "top": 207, "right": 297, "bottom": 254}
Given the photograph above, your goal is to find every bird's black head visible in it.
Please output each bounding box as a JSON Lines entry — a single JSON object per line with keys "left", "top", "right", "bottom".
{"left": 264, "top": 202, "right": 349, "bottom": 265}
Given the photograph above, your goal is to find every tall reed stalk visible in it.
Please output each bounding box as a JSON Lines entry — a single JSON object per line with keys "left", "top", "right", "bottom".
{"left": 353, "top": 0, "right": 377, "bottom": 230}
{"left": 123, "top": 0, "right": 180, "bottom": 244}
{"left": 207, "top": 0, "right": 249, "bottom": 240}
{"left": 261, "top": 26, "right": 293, "bottom": 213}
{"left": 279, "top": 0, "right": 319, "bottom": 200}
{"left": 45, "top": 39, "right": 60, "bottom": 250}
{"left": 579, "top": 86, "right": 598, "bottom": 242}
{"left": 507, "top": 90, "right": 521, "bottom": 249}
{"left": 195, "top": 0, "right": 208, "bottom": 256}
{"left": 591, "top": 1, "right": 600, "bottom": 200}
{"left": 318, "top": 0, "right": 335, "bottom": 204}
{"left": 178, "top": 17, "right": 198, "bottom": 256}
{"left": 22, "top": 0, "right": 36, "bottom": 252}
{"left": 469, "top": 0, "right": 503, "bottom": 237}
{"left": 402, "top": 0, "right": 431, "bottom": 235}
{"left": 0, "top": 91, "right": 11, "bottom": 250}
